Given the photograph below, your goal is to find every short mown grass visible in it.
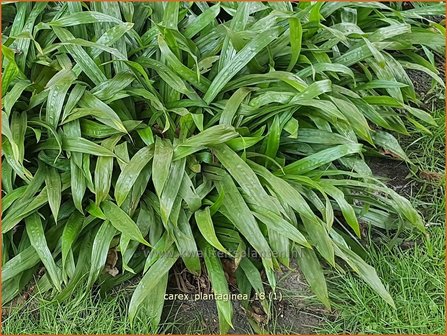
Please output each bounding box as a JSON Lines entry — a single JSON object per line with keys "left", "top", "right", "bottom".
{"left": 1, "top": 284, "right": 185, "bottom": 334}
{"left": 2, "top": 288, "right": 145, "bottom": 334}
{"left": 318, "top": 226, "right": 445, "bottom": 334}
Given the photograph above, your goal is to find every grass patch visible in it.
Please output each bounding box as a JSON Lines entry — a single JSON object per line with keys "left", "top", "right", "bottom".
{"left": 1, "top": 284, "right": 198, "bottom": 335}
{"left": 318, "top": 226, "right": 445, "bottom": 334}
{"left": 405, "top": 108, "right": 446, "bottom": 225}
{"left": 2, "top": 285, "right": 156, "bottom": 334}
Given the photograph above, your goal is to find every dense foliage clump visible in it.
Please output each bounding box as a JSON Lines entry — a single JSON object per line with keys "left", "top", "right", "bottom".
{"left": 2, "top": 1, "right": 445, "bottom": 332}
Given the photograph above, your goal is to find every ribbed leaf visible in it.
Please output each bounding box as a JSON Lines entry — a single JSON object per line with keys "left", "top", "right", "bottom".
{"left": 281, "top": 144, "right": 363, "bottom": 175}
{"left": 101, "top": 201, "right": 150, "bottom": 246}
{"left": 295, "top": 246, "right": 331, "bottom": 309}
{"left": 152, "top": 137, "right": 173, "bottom": 197}
{"left": 26, "top": 213, "right": 62, "bottom": 291}
{"left": 195, "top": 207, "right": 231, "bottom": 256}
{"left": 115, "top": 145, "right": 154, "bottom": 206}
{"left": 204, "top": 28, "right": 280, "bottom": 103}
{"left": 61, "top": 211, "right": 84, "bottom": 272}
{"left": 94, "top": 136, "right": 121, "bottom": 204}
{"left": 198, "top": 237, "right": 234, "bottom": 333}
{"left": 128, "top": 246, "right": 179, "bottom": 322}
{"left": 45, "top": 166, "right": 62, "bottom": 222}
{"left": 87, "top": 221, "right": 117, "bottom": 287}
{"left": 159, "top": 158, "right": 186, "bottom": 226}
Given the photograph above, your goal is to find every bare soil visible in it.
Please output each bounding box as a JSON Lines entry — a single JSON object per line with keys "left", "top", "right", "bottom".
{"left": 270, "top": 264, "right": 327, "bottom": 334}
{"left": 407, "top": 54, "right": 445, "bottom": 111}
{"left": 162, "top": 261, "right": 326, "bottom": 334}
{"left": 367, "top": 157, "right": 413, "bottom": 197}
